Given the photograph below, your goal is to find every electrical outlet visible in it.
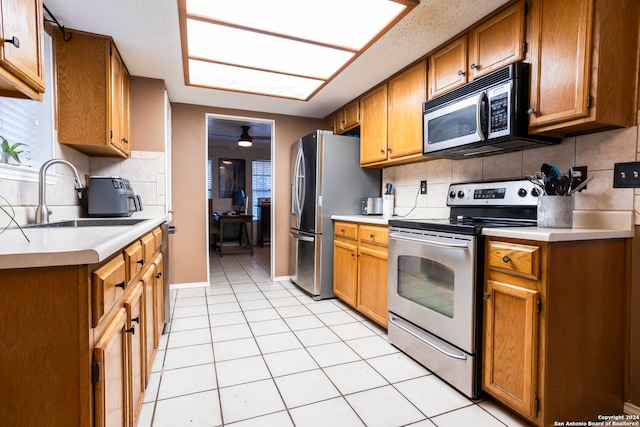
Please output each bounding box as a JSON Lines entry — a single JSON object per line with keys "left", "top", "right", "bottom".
{"left": 613, "top": 161, "right": 640, "bottom": 188}
{"left": 420, "top": 180, "right": 427, "bottom": 194}
{"left": 571, "top": 166, "right": 588, "bottom": 191}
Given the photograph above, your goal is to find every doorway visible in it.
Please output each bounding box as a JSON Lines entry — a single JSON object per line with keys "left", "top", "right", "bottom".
{"left": 205, "top": 114, "right": 275, "bottom": 278}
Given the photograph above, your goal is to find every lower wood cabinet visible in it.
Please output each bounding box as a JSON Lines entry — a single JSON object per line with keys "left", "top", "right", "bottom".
{"left": 0, "top": 226, "right": 165, "bottom": 426}
{"left": 482, "top": 237, "right": 628, "bottom": 425}
{"left": 333, "top": 221, "right": 388, "bottom": 327}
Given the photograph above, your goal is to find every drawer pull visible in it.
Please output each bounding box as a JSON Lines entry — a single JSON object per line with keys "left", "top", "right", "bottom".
{"left": 155, "top": 272, "right": 162, "bottom": 279}
{"left": 483, "top": 292, "right": 491, "bottom": 300}
{"left": 457, "top": 69, "right": 465, "bottom": 76}
{"left": 132, "top": 316, "right": 140, "bottom": 324}
{"left": 4, "top": 36, "right": 20, "bottom": 48}
{"left": 115, "top": 281, "right": 126, "bottom": 289}
{"left": 502, "top": 255, "right": 510, "bottom": 263}
{"left": 136, "top": 259, "right": 145, "bottom": 265}
{"left": 340, "top": 228, "right": 345, "bottom": 233}
{"left": 125, "top": 326, "right": 136, "bottom": 335}
{"left": 369, "top": 233, "right": 375, "bottom": 239}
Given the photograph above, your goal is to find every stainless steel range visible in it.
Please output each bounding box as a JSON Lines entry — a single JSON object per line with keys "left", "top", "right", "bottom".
{"left": 387, "top": 178, "right": 540, "bottom": 398}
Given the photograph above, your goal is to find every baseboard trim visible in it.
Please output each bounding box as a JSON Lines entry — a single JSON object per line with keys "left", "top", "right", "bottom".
{"left": 272, "top": 275, "right": 292, "bottom": 282}
{"left": 625, "top": 402, "right": 640, "bottom": 415}
{"left": 170, "top": 281, "right": 209, "bottom": 290}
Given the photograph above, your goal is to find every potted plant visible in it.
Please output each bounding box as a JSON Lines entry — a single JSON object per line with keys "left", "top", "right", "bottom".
{"left": 1, "top": 136, "right": 26, "bottom": 164}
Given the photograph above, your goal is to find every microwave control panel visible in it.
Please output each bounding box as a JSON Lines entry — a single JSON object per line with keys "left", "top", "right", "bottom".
{"left": 487, "top": 82, "right": 511, "bottom": 138}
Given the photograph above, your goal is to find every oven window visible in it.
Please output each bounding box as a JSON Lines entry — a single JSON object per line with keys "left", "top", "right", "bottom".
{"left": 397, "top": 255, "right": 454, "bottom": 318}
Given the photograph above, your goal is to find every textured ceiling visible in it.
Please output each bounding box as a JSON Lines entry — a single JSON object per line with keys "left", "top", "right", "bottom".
{"left": 43, "top": 0, "right": 509, "bottom": 119}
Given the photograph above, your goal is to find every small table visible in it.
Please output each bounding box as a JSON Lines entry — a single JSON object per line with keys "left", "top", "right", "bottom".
{"left": 213, "top": 213, "right": 253, "bottom": 257}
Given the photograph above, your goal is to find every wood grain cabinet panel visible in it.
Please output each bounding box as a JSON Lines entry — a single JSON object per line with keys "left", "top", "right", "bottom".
{"left": 0, "top": 0, "right": 45, "bottom": 100}
{"left": 487, "top": 240, "right": 540, "bottom": 280}
{"left": 124, "top": 283, "right": 145, "bottom": 426}
{"left": 333, "top": 221, "right": 389, "bottom": 327}
{"left": 92, "top": 254, "right": 127, "bottom": 327}
{"left": 527, "top": 0, "right": 639, "bottom": 135}
{"left": 360, "top": 84, "right": 388, "bottom": 165}
{"left": 428, "top": 35, "right": 468, "bottom": 99}
{"left": 124, "top": 240, "right": 144, "bottom": 282}
{"left": 55, "top": 29, "right": 131, "bottom": 157}
{"left": 334, "top": 221, "right": 358, "bottom": 240}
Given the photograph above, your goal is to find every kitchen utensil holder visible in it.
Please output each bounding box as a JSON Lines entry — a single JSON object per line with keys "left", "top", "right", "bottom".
{"left": 383, "top": 195, "right": 394, "bottom": 220}
{"left": 537, "top": 195, "right": 574, "bottom": 228}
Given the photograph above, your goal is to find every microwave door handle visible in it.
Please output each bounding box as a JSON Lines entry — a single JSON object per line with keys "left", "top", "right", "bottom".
{"left": 389, "top": 232, "right": 470, "bottom": 249}
{"left": 476, "top": 91, "right": 487, "bottom": 141}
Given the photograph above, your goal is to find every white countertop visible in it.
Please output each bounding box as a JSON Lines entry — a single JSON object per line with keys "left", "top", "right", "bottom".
{"left": 332, "top": 211, "right": 635, "bottom": 242}
{"left": 0, "top": 214, "right": 169, "bottom": 269}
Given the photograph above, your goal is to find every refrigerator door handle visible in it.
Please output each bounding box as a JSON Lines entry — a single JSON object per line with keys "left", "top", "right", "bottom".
{"left": 290, "top": 232, "right": 315, "bottom": 242}
{"left": 297, "top": 148, "right": 305, "bottom": 218}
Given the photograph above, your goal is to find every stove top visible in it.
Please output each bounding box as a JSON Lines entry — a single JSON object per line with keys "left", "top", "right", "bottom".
{"left": 389, "top": 178, "right": 540, "bottom": 235}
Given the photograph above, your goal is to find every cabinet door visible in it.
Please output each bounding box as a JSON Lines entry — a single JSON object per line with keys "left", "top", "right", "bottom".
{"left": 428, "top": 35, "right": 467, "bottom": 99}
{"left": 0, "top": 0, "right": 45, "bottom": 97}
{"left": 341, "top": 99, "right": 360, "bottom": 132}
{"left": 124, "top": 283, "right": 144, "bottom": 426}
{"left": 92, "top": 254, "right": 127, "bottom": 327}
{"left": 141, "top": 265, "right": 157, "bottom": 384}
{"left": 468, "top": 1, "right": 525, "bottom": 79}
{"left": 527, "top": 0, "right": 593, "bottom": 129}
{"left": 333, "top": 239, "right": 358, "bottom": 307}
{"left": 360, "top": 84, "right": 388, "bottom": 165}
{"left": 94, "top": 308, "right": 129, "bottom": 427}
{"left": 387, "top": 61, "right": 426, "bottom": 159}
{"left": 357, "top": 245, "right": 388, "bottom": 327}
{"left": 323, "top": 114, "right": 336, "bottom": 133}
{"left": 153, "top": 253, "right": 165, "bottom": 344}
{"left": 109, "top": 47, "right": 130, "bottom": 154}
{"left": 124, "top": 240, "right": 144, "bottom": 282}
{"left": 483, "top": 280, "right": 539, "bottom": 418}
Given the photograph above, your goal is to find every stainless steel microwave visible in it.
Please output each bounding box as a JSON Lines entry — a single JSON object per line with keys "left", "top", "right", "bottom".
{"left": 423, "top": 62, "right": 559, "bottom": 159}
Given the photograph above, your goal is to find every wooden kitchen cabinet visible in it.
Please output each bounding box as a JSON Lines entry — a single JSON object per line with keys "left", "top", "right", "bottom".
{"left": 322, "top": 113, "right": 337, "bottom": 134}
{"left": 428, "top": 1, "right": 525, "bottom": 99}
{"left": 387, "top": 61, "right": 427, "bottom": 161}
{"left": 333, "top": 221, "right": 389, "bottom": 327}
{"left": 360, "top": 84, "right": 388, "bottom": 165}
{"left": 482, "top": 237, "right": 628, "bottom": 425}
{"left": 54, "top": 28, "right": 131, "bottom": 157}
{"left": 336, "top": 99, "right": 360, "bottom": 133}
{"left": 527, "top": 0, "right": 639, "bottom": 136}
{"left": 0, "top": 0, "right": 45, "bottom": 100}
{"left": 141, "top": 259, "right": 157, "bottom": 383}
{"left": 0, "top": 226, "right": 165, "bottom": 426}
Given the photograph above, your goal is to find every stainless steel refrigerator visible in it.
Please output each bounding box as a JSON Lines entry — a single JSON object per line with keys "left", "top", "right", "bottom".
{"left": 290, "top": 130, "right": 381, "bottom": 299}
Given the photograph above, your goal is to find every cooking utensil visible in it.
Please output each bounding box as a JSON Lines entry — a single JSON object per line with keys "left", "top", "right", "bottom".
{"left": 556, "top": 175, "right": 570, "bottom": 196}
{"left": 567, "top": 176, "right": 594, "bottom": 196}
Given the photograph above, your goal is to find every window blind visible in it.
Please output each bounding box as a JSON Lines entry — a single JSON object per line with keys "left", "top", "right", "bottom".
{"left": 252, "top": 160, "right": 271, "bottom": 219}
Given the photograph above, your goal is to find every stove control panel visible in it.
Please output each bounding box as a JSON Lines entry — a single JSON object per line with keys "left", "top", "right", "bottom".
{"left": 447, "top": 178, "right": 540, "bottom": 207}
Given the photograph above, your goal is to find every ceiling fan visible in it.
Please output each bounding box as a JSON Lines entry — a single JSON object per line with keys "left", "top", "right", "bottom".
{"left": 208, "top": 122, "right": 271, "bottom": 149}
{"left": 237, "top": 125, "right": 253, "bottom": 147}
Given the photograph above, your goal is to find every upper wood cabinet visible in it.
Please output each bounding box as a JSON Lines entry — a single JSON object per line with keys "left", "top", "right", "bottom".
{"left": 322, "top": 113, "right": 337, "bottom": 134}
{"left": 428, "top": 1, "right": 525, "bottom": 99}
{"left": 54, "top": 29, "right": 131, "bottom": 158}
{"left": 468, "top": 1, "right": 526, "bottom": 80}
{"left": 0, "top": 0, "right": 45, "bottom": 100}
{"left": 527, "top": 0, "right": 639, "bottom": 136}
{"left": 360, "top": 84, "right": 388, "bottom": 165}
{"left": 387, "top": 61, "right": 427, "bottom": 160}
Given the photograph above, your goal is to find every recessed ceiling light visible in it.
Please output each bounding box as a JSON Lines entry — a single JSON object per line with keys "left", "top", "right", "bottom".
{"left": 179, "top": 0, "right": 418, "bottom": 100}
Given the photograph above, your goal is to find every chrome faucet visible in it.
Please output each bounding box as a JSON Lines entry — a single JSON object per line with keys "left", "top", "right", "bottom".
{"left": 35, "top": 159, "right": 84, "bottom": 224}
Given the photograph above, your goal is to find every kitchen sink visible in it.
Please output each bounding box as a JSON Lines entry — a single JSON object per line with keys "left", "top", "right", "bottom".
{"left": 22, "top": 218, "right": 149, "bottom": 228}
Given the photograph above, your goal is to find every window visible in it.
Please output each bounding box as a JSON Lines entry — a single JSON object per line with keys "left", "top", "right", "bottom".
{"left": 252, "top": 160, "right": 271, "bottom": 219}
{"left": 207, "top": 159, "right": 213, "bottom": 198}
{"left": 0, "top": 32, "right": 54, "bottom": 181}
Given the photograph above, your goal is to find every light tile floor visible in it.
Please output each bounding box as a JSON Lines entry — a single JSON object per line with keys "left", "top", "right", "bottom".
{"left": 137, "top": 252, "right": 529, "bottom": 427}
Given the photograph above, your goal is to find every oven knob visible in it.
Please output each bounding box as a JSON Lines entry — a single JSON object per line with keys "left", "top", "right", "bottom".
{"left": 518, "top": 188, "right": 527, "bottom": 197}
{"left": 457, "top": 190, "right": 465, "bottom": 199}
{"left": 531, "top": 187, "right": 540, "bottom": 197}
{"left": 449, "top": 191, "right": 456, "bottom": 199}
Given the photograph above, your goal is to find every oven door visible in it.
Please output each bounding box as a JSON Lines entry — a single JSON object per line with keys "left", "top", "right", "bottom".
{"left": 423, "top": 91, "right": 487, "bottom": 155}
{"left": 387, "top": 228, "right": 477, "bottom": 354}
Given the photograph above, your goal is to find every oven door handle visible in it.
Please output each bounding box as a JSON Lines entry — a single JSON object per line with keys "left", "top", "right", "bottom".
{"left": 389, "top": 232, "right": 470, "bottom": 249}
{"left": 389, "top": 315, "right": 467, "bottom": 361}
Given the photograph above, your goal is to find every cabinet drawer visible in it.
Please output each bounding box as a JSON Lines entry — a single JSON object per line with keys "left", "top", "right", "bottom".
{"left": 141, "top": 231, "right": 155, "bottom": 263}
{"left": 360, "top": 225, "right": 388, "bottom": 247}
{"left": 92, "top": 254, "right": 127, "bottom": 327}
{"left": 488, "top": 240, "right": 540, "bottom": 280}
{"left": 152, "top": 227, "right": 162, "bottom": 251}
{"left": 335, "top": 222, "right": 358, "bottom": 240}
{"left": 124, "top": 240, "right": 145, "bottom": 281}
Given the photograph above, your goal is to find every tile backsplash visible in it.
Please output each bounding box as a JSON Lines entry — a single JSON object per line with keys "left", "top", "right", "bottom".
{"left": 383, "top": 116, "right": 640, "bottom": 225}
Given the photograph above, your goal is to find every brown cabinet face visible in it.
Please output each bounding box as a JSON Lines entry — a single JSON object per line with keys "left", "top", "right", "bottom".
{"left": 483, "top": 280, "right": 539, "bottom": 418}
{"left": 468, "top": 1, "right": 525, "bottom": 80}
{"left": 333, "top": 239, "right": 358, "bottom": 307}
{"left": 356, "top": 245, "right": 388, "bottom": 327}
{"left": 387, "top": 61, "right": 426, "bottom": 159}
{"left": 360, "top": 84, "right": 388, "bottom": 165}
{"left": 428, "top": 36, "right": 468, "bottom": 99}
{"left": 93, "top": 308, "right": 129, "bottom": 427}
{"left": 92, "top": 254, "right": 127, "bottom": 327}
{"left": 0, "top": 0, "right": 45, "bottom": 99}
{"left": 124, "top": 283, "right": 145, "bottom": 426}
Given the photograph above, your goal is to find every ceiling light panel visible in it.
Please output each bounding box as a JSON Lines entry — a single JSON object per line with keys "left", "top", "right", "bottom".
{"left": 186, "top": 0, "right": 408, "bottom": 49}
{"left": 188, "top": 59, "right": 325, "bottom": 99}
{"left": 187, "top": 19, "right": 354, "bottom": 79}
